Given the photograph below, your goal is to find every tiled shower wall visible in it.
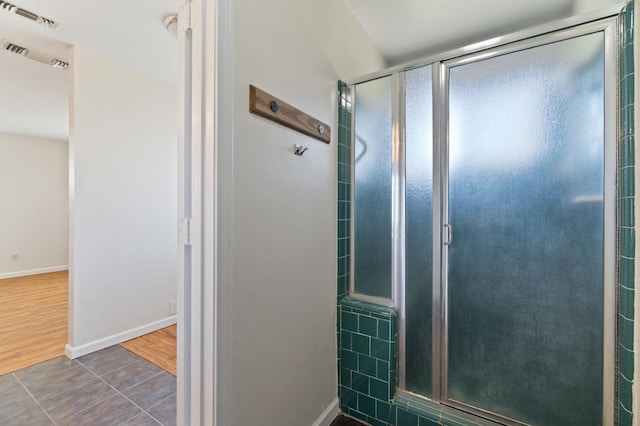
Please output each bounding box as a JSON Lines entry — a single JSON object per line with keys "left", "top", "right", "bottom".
{"left": 338, "top": 299, "right": 402, "bottom": 425}
{"left": 338, "top": 5, "right": 636, "bottom": 423}
{"left": 337, "top": 81, "right": 351, "bottom": 302}
{"left": 618, "top": 3, "right": 635, "bottom": 425}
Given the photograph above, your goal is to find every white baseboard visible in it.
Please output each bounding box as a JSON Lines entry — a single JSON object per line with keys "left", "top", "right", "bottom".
{"left": 65, "top": 315, "right": 177, "bottom": 359}
{"left": 312, "top": 398, "right": 340, "bottom": 426}
{"left": 0, "top": 265, "right": 68, "bottom": 280}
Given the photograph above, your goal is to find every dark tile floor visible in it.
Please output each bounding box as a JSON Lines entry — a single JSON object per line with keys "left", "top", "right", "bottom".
{"left": 0, "top": 345, "right": 176, "bottom": 425}
{"left": 331, "top": 414, "right": 367, "bottom": 426}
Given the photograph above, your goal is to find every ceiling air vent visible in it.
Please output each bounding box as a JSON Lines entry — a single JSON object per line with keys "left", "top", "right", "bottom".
{"left": 5, "top": 42, "right": 26, "bottom": 55}
{"left": 0, "top": 1, "right": 59, "bottom": 29}
{"left": 1, "top": 40, "right": 68, "bottom": 70}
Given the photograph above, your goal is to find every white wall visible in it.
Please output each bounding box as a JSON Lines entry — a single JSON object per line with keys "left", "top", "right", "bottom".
{"left": 68, "top": 47, "right": 177, "bottom": 351}
{"left": 217, "top": 1, "right": 385, "bottom": 424}
{"left": 0, "top": 132, "right": 68, "bottom": 278}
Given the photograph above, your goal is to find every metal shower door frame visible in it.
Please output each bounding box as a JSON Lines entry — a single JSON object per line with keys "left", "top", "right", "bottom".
{"left": 345, "top": 5, "right": 623, "bottom": 426}
{"left": 436, "top": 18, "right": 618, "bottom": 426}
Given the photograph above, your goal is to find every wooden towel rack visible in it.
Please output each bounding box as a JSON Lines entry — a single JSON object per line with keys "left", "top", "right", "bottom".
{"left": 249, "top": 84, "right": 331, "bottom": 144}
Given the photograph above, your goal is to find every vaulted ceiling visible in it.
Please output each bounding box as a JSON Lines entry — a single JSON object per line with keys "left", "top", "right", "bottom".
{"left": 345, "top": 0, "right": 620, "bottom": 65}
{"left": 0, "top": 0, "right": 622, "bottom": 141}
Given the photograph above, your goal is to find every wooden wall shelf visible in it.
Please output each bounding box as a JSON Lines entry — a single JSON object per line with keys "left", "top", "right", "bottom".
{"left": 249, "top": 85, "right": 331, "bottom": 144}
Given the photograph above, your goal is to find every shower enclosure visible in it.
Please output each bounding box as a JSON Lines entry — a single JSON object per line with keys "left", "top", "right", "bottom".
{"left": 348, "top": 15, "right": 617, "bottom": 426}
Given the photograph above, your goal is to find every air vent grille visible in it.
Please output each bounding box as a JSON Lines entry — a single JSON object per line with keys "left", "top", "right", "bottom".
{"left": 51, "top": 58, "right": 69, "bottom": 70}
{"left": 1, "top": 40, "right": 68, "bottom": 70}
{"left": 14, "top": 7, "right": 36, "bottom": 21}
{"left": 5, "top": 42, "right": 27, "bottom": 55}
{"left": 0, "top": 1, "right": 59, "bottom": 29}
{"left": 0, "top": 0, "right": 16, "bottom": 12}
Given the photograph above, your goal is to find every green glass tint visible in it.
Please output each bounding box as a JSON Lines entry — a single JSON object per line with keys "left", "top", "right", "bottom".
{"left": 405, "top": 65, "right": 434, "bottom": 397}
{"left": 354, "top": 76, "right": 393, "bottom": 298}
{"left": 447, "top": 32, "right": 605, "bottom": 425}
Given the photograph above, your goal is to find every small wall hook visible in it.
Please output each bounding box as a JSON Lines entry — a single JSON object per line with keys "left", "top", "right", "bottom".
{"left": 294, "top": 144, "right": 309, "bottom": 156}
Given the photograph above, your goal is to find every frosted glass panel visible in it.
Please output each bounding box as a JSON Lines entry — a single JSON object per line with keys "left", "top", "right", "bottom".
{"left": 354, "top": 76, "right": 392, "bottom": 298}
{"left": 405, "top": 65, "right": 433, "bottom": 397}
{"left": 447, "top": 33, "right": 604, "bottom": 425}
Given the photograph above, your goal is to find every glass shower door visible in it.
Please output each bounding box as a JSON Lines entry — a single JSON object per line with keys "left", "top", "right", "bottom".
{"left": 445, "top": 32, "right": 608, "bottom": 425}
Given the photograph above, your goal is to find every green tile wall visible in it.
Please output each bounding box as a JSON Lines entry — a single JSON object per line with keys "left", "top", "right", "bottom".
{"left": 338, "top": 298, "right": 479, "bottom": 426}
{"left": 337, "top": 81, "right": 352, "bottom": 301}
{"left": 339, "top": 298, "right": 400, "bottom": 426}
{"left": 618, "top": 3, "right": 635, "bottom": 425}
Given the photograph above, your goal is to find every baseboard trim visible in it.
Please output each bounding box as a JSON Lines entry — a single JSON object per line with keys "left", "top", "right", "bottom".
{"left": 0, "top": 266, "right": 68, "bottom": 280}
{"left": 65, "top": 315, "right": 177, "bottom": 359}
{"left": 313, "top": 398, "right": 340, "bottom": 426}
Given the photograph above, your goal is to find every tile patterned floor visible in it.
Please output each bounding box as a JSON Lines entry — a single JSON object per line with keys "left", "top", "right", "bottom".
{"left": 0, "top": 345, "right": 176, "bottom": 425}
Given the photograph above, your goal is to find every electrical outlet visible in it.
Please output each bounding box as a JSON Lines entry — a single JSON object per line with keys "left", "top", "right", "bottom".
{"left": 10, "top": 253, "right": 19, "bottom": 262}
{"left": 170, "top": 300, "right": 177, "bottom": 315}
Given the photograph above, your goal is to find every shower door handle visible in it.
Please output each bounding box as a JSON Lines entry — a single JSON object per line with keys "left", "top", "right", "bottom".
{"left": 444, "top": 224, "right": 453, "bottom": 245}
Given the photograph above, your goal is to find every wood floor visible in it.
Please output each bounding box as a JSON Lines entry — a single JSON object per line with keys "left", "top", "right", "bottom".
{"left": 120, "top": 325, "right": 177, "bottom": 376}
{"left": 0, "top": 271, "right": 68, "bottom": 376}
{"left": 0, "top": 271, "right": 177, "bottom": 377}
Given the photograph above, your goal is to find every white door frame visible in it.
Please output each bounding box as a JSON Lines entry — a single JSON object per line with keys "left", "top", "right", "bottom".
{"left": 176, "top": 0, "right": 222, "bottom": 424}
{"left": 177, "top": 0, "right": 202, "bottom": 422}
